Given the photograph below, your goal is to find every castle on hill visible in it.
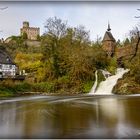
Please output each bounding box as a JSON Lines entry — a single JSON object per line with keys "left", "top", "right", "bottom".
{"left": 20, "top": 21, "right": 40, "bottom": 40}
{"left": 3, "top": 21, "right": 137, "bottom": 61}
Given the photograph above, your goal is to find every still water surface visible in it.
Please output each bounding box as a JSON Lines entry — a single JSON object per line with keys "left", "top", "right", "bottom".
{"left": 0, "top": 95, "right": 140, "bottom": 138}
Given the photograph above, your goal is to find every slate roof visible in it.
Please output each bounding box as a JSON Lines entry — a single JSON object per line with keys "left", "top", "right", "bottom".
{"left": 103, "top": 31, "right": 115, "bottom": 42}
{"left": 0, "top": 49, "right": 15, "bottom": 64}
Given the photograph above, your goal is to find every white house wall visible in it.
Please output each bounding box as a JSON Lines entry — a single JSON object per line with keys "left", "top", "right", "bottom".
{"left": 0, "top": 64, "right": 17, "bottom": 76}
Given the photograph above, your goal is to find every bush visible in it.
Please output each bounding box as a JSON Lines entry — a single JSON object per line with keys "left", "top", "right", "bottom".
{"left": 96, "top": 70, "right": 106, "bottom": 88}
{"left": 82, "top": 81, "right": 94, "bottom": 93}
{"left": 31, "top": 82, "right": 55, "bottom": 93}
{"left": 14, "top": 82, "right": 31, "bottom": 92}
{"left": 0, "top": 89, "right": 14, "bottom": 97}
{"left": 55, "top": 76, "right": 70, "bottom": 89}
{"left": 107, "top": 57, "right": 117, "bottom": 74}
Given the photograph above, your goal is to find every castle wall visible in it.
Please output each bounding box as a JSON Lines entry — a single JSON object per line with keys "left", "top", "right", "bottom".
{"left": 115, "top": 46, "right": 135, "bottom": 59}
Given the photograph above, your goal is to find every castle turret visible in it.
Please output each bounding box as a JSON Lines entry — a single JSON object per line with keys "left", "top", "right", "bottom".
{"left": 102, "top": 23, "right": 116, "bottom": 57}
{"left": 23, "top": 21, "right": 29, "bottom": 28}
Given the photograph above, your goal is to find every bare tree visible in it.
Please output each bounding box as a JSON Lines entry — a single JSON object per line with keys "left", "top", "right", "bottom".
{"left": 74, "top": 25, "right": 90, "bottom": 44}
{"left": 130, "top": 9, "right": 140, "bottom": 61}
{"left": 43, "top": 17, "right": 68, "bottom": 77}
{"left": 44, "top": 17, "right": 67, "bottom": 40}
{"left": 130, "top": 27, "right": 140, "bottom": 61}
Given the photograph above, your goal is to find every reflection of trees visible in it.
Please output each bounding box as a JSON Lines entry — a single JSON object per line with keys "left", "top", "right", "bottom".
{"left": 0, "top": 102, "right": 24, "bottom": 138}
{"left": 20, "top": 101, "right": 54, "bottom": 138}
{"left": 121, "top": 98, "right": 140, "bottom": 128}
{"left": 0, "top": 97, "right": 140, "bottom": 138}
{"left": 51, "top": 101, "right": 97, "bottom": 138}
{"left": 19, "top": 98, "right": 140, "bottom": 138}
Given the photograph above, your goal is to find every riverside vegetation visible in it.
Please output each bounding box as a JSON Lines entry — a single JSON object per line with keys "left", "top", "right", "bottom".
{"left": 0, "top": 17, "right": 140, "bottom": 96}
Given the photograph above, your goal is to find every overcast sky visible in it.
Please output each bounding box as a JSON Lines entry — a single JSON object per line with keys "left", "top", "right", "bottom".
{"left": 0, "top": 2, "right": 140, "bottom": 41}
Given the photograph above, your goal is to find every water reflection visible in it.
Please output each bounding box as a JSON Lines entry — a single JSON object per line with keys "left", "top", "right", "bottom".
{"left": 0, "top": 96, "right": 140, "bottom": 138}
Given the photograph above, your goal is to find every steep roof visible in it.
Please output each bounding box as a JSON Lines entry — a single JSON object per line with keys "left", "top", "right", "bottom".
{"left": 0, "top": 49, "right": 15, "bottom": 64}
{"left": 103, "top": 31, "right": 115, "bottom": 42}
{"left": 103, "top": 23, "right": 115, "bottom": 42}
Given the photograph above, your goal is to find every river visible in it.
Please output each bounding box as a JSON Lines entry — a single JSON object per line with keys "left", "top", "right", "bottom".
{"left": 0, "top": 95, "right": 140, "bottom": 138}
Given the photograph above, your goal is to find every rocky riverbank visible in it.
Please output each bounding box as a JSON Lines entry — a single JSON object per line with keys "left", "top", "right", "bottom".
{"left": 113, "top": 72, "right": 140, "bottom": 95}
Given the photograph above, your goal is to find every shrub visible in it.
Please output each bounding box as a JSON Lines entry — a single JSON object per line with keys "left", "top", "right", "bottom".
{"left": 31, "top": 82, "right": 55, "bottom": 93}
{"left": 107, "top": 57, "right": 117, "bottom": 74}
{"left": 82, "top": 81, "right": 94, "bottom": 93}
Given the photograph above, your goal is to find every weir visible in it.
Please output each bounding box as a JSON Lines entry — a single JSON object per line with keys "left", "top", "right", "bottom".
{"left": 89, "top": 68, "right": 129, "bottom": 95}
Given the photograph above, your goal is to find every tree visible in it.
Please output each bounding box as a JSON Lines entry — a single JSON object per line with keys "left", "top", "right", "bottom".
{"left": 44, "top": 16, "right": 67, "bottom": 40}
{"left": 73, "top": 25, "right": 90, "bottom": 46}
{"left": 92, "top": 35, "right": 102, "bottom": 47}
{"left": 37, "top": 34, "right": 41, "bottom": 41}
{"left": 43, "top": 17, "right": 68, "bottom": 78}
{"left": 116, "top": 39, "right": 123, "bottom": 47}
{"left": 129, "top": 27, "right": 140, "bottom": 61}
{"left": 129, "top": 9, "right": 140, "bottom": 61}
{"left": 123, "top": 38, "right": 130, "bottom": 46}
{"left": 22, "top": 32, "right": 28, "bottom": 40}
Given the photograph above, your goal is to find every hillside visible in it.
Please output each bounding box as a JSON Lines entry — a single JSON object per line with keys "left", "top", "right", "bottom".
{"left": 0, "top": 17, "right": 140, "bottom": 96}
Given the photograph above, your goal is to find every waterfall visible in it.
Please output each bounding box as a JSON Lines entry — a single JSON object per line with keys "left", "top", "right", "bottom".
{"left": 100, "top": 70, "right": 112, "bottom": 79}
{"left": 89, "top": 68, "right": 129, "bottom": 95}
{"left": 89, "top": 71, "right": 98, "bottom": 94}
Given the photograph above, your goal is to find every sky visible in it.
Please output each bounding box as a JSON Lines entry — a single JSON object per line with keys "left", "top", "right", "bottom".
{"left": 0, "top": 2, "right": 140, "bottom": 41}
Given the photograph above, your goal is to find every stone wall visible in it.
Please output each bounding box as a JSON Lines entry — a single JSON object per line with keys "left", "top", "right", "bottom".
{"left": 102, "top": 41, "right": 116, "bottom": 57}
{"left": 115, "top": 45, "right": 135, "bottom": 59}
{"left": 115, "top": 42, "right": 140, "bottom": 60}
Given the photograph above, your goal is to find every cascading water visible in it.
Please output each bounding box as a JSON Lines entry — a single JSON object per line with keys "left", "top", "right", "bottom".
{"left": 100, "top": 69, "right": 112, "bottom": 79}
{"left": 89, "top": 68, "right": 129, "bottom": 95}
{"left": 89, "top": 71, "right": 98, "bottom": 94}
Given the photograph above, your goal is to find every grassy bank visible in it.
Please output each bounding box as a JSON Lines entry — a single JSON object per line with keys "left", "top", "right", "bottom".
{"left": 0, "top": 79, "right": 95, "bottom": 97}
{"left": 0, "top": 81, "right": 30, "bottom": 97}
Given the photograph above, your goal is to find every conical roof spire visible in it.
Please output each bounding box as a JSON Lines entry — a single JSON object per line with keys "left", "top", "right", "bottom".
{"left": 107, "top": 22, "right": 111, "bottom": 32}
{"left": 103, "top": 22, "right": 115, "bottom": 42}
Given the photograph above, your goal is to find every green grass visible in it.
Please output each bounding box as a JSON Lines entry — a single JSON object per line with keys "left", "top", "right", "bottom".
{"left": 0, "top": 89, "right": 15, "bottom": 97}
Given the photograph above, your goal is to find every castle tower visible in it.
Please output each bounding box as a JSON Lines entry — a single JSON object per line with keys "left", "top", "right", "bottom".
{"left": 20, "top": 21, "right": 40, "bottom": 40}
{"left": 102, "top": 23, "right": 116, "bottom": 57}
{"left": 23, "top": 21, "right": 29, "bottom": 28}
